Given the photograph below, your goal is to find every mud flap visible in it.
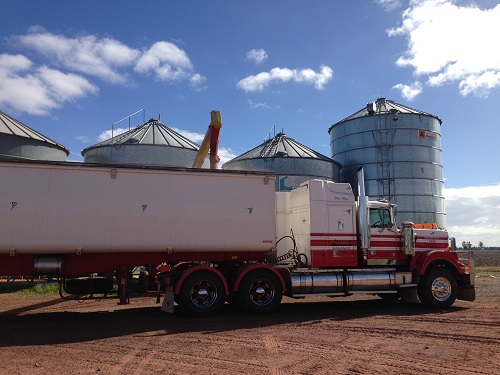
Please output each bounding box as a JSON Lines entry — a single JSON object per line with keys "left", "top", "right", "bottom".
{"left": 458, "top": 285, "right": 476, "bottom": 302}
{"left": 161, "top": 287, "right": 175, "bottom": 313}
{"left": 400, "top": 286, "right": 418, "bottom": 304}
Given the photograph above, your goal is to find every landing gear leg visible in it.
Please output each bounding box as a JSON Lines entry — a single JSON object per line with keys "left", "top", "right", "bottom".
{"left": 117, "top": 265, "right": 130, "bottom": 305}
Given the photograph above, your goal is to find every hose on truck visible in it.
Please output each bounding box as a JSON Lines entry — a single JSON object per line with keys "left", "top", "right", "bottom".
{"left": 269, "top": 230, "right": 308, "bottom": 267}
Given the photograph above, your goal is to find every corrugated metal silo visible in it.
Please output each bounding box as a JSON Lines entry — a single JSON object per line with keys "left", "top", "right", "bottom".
{"left": 223, "top": 131, "right": 340, "bottom": 191}
{"left": 328, "top": 98, "right": 446, "bottom": 228}
{"left": 0, "top": 110, "right": 69, "bottom": 161}
{"left": 82, "top": 118, "right": 202, "bottom": 167}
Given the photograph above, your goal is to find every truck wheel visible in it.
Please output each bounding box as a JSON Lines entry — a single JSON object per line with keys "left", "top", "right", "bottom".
{"left": 178, "top": 271, "right": 225, "bottom": 317}
{"left": 417, "top": 268, "right": 457, "bottom": 308}
{"left": 238, "top": 270, "right": 283, "bottom": 313}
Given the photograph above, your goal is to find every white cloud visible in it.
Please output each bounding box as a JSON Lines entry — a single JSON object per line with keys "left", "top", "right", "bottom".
{"left": 246, "top": 49, "right": 268, "bottom": 64}
{"left": 14, "top": 28, "right": 140, "bottom": 84}
{"left": 218, "top": 147, "right": 237, "bottom": 164}
{"left": 457, "top": 71, "right": 500, "bottom": 98}
{"left": 170, "top": 127, "right": 205, "bottom": 144}
{"left": 37, "top": 66, "right": 98, "bottom": 101}
{"left": 134, "top": 42, "right": 203, "bottom": 87}
{"left": 376, "top": 0, "right": 401, "bottom": 11}
{"left": 3, "top": 28, "right": 207, "bottom": 115}
{"left": 134, "top": 41, "right": 198, "bottom": 83}
{"left": 189, "top": 73, "right": 208, "bottom": 91}
{"left": 445, "top": 184, "right": 500, "bottom": 200}
{"left": 444, "top": 183, "right": 500, "bottom": 247}
{"left": 392, "top": 81, "right": 423, "bottom": 100}
{"left": 248, "top": 99, "right": 272, "bottom": 110}
{"left": 237, "top": 65, "right": 333, "bottom": 92}
{"left": 388, "top": 0, "right": 500, "bottom": 97}
{"left": 97, "top": 127, "right": 129, "bottom": 142}
{"left": 0, "top": 53, "right": 98, "bottom": 115}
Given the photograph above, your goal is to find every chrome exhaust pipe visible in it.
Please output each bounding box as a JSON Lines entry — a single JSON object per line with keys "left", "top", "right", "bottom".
{"left": 357, "top": 167, "right": 370, "bottom": 255}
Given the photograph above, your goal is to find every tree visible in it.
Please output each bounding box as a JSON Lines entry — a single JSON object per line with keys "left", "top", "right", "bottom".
{"left": 478, "top": 241, "right": 484, "bottom": 249}
{"left": 461, "top": 241, "right": 472, "bottom": 250}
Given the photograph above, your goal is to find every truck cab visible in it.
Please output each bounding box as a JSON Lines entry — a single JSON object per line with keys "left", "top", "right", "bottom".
{"left": 365, "top": 201, "right": 407, "bottom": 266}
{"left": 274, "top": 175, "right": 474, "bottom": 310}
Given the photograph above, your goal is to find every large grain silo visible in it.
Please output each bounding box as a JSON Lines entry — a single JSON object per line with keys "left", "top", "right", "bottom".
{"left": 82, "top": 118, "right": 202, "bottom": 167}
{"left": 329, "top": 98, "right": 445, "bottom": 228}
{"left": 0, "top": 110, "right": 69, "bottom": 161}
{"left": 223, "top": 131, "right": 340, "bottom": 191}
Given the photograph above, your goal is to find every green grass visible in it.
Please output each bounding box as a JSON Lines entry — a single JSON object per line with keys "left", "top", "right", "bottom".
{"left": 0, "top": 280, "right": 124, "bottom": 296}
{"left": 17, "top": 283, "right": 61, "bottom": 295}
{"left": 0, "top": 282, "right": 60, "bottom": 295}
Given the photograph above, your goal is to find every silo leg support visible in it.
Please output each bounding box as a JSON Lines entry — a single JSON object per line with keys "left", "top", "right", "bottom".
{"left": 117, "top": 265, "right": 130, "bottom": 305}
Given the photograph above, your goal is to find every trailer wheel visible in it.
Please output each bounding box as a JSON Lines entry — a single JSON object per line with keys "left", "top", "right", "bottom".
{"left": 238, "top": 270, "right": 282, "bottom": 313}
{"left": 417, "top": 268, "right": 457, "bottom": 308}
{"left": 178, "top": 271, "right": 225, "bottom": 317}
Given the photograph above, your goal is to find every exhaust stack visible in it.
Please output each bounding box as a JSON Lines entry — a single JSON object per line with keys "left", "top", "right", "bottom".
{"left": 357, "top": 167, "right": 370, "bottom": 257}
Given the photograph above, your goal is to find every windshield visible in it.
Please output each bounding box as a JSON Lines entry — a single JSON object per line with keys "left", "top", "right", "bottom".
{"left": 369, "top": 208, "right": 392, "bottom": 228}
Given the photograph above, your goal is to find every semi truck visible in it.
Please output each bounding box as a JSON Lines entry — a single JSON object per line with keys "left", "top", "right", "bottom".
{"left": 0, "top": 159, "right": 475, "bottom": 316}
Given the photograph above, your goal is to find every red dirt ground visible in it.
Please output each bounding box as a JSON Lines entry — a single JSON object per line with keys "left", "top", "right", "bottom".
{"left": 0, "top": 274, "right": 498, "bottom": 375}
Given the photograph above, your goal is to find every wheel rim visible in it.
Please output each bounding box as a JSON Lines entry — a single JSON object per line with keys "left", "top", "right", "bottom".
{"left": 431, "top": 276, "right": 452, "bottom": 301}
{"left": 248, "top": 279, "right": 274, "bottom": 306}
{"left": 190, "top": 280, "right": 218, "bottom": 308}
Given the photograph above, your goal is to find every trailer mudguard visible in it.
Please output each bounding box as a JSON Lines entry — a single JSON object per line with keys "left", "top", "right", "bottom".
{"left": 174, "top": 265, "right": 229, "bottom": 296}
{"left": 233, "top": 263, "right": 287, "bottom": 293}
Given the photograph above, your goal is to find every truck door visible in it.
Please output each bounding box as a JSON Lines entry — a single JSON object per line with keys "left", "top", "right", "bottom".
{"left": 366, "top": 208, "right": 400, "bottom": 265}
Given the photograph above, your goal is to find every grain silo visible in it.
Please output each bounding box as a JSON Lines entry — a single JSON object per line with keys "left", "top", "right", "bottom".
{"left": 329, "top": 98, "right": 445, "bottom": 228}
{"left": 223, "top": 131, "right": 340, "bottom": 191}
{"left": 82, "top": 118, "right": 202, "bottom": 167}
{"left": 0, "top": 110, "right": 69, "bottom": 161}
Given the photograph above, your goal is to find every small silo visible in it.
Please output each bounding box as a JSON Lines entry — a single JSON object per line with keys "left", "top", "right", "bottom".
{"left": 329, "top": 98, "right": 445, "bottom": 228}
{"left": 82, "top": 118, "right": 201, "bottom": 167}
{"left": 223, "top": 131, "right": 340, "bottom": 191}
{"left": 0, "top": 110, "right": 69, "bottom": 161}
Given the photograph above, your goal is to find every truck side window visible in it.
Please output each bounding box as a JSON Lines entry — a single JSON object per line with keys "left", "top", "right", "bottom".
{"left": 369, "top": 209, "right": 392, "bottom": 228}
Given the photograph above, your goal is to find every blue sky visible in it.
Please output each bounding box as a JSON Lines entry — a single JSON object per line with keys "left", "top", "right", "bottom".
{"left": 1, "top": 0, "right": 499, "bottom": 246}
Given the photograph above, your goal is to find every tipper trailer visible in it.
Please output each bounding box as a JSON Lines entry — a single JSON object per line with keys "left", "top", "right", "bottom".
{"left": 0, "top": 159, "right": 475, "bottom": 316}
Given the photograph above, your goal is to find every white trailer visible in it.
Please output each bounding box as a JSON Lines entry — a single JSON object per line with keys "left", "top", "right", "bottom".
{"left": 1, "top": 160, "right": 276, "bottom": 254}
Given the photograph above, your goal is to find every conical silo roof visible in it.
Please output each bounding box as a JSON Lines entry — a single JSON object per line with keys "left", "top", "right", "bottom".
{"left": 81, "top": 118, "right": 203, "bottom": 167}
{"left": 0, "top": 110, "right": 69, "bottom": 154}
{"left": 226, "top": 132, "right": 332, "bottom": 163}
{"left": 82, "top": 118, "right": 199, "bottom": 155}
{"left": 0, "top": 110, "right": 69, "bottom": 160}
{"left": 223, "top": 131, "right": 340, "bottom": 191}
{"left": 329, "top": 97, "right": 441, "bottom": 132}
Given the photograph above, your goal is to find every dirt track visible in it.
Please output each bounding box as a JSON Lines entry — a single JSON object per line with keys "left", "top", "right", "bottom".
{"left": 0, "top": 275, "right": 498, "bottom": 375}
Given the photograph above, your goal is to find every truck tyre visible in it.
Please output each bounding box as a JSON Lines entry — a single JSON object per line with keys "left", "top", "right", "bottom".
{"left": 417, "top": 268, "right": 457, "bottom": 308}
{"left": 178, "top": 271, "right": 225, "bottom": 317}
{"left": 238, "top": 269, "right": 283, "bottom": 313}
